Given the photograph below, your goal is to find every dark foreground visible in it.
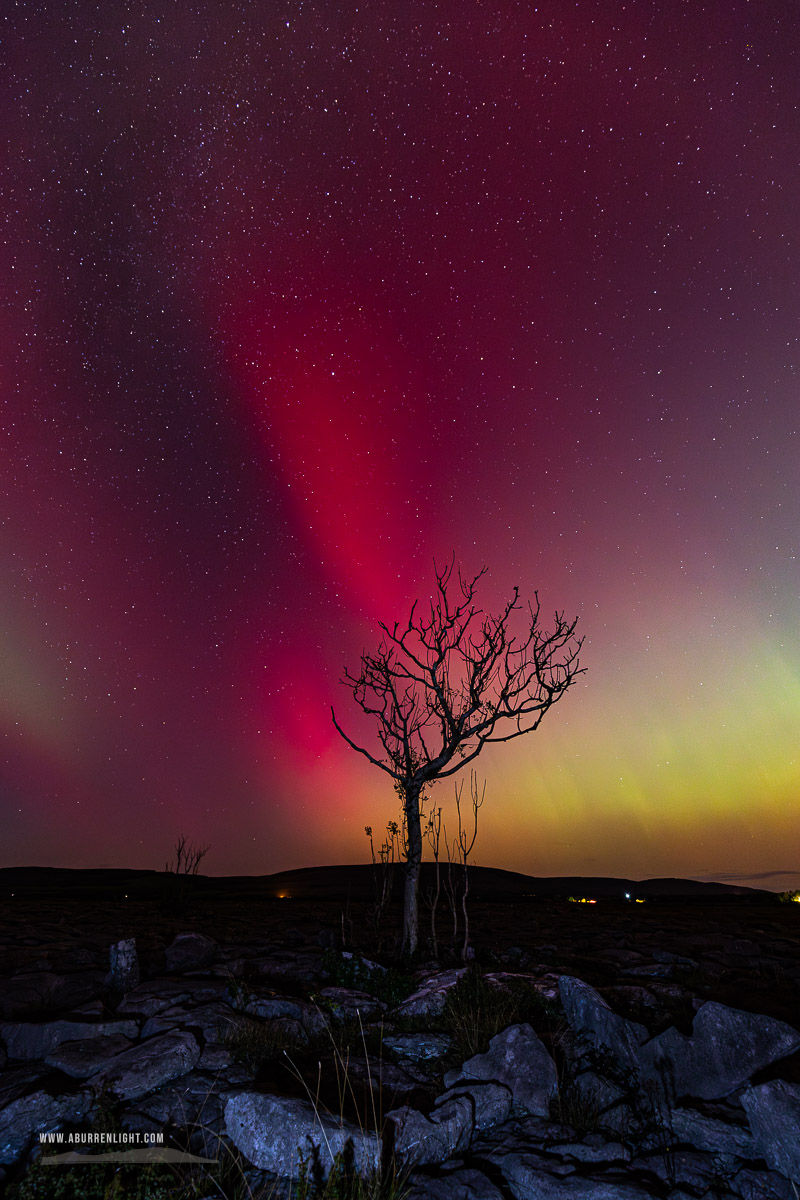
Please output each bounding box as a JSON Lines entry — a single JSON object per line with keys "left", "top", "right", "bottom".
{"left": 1, "top": 864, "right": 797, "bottom": 1026}
{"left": 1, "top": 866, "right": 800, "bottom": 1198}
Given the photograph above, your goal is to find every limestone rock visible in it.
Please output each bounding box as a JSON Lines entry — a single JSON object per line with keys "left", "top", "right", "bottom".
{"left": 558, "top": 976, "right": 649, "bottom": 1072}
{"left": 384, "top": 1033, "right": 453, "bottom": 1062}
{"left": 569, "top": 1069, "right": 627, "bottom": 1115}
{"left": 252, "top": 949, "right": 323, "bottom": 987}
{"left": 631, "top": 1148, "right": 730, "bottom": 1193}
{"left": 596, "top": 1101, "right": 638, "bottom": 1138}
{"left": 732, "top": 1165, "right": 797, "bottom": 1199}
{"left": 405, "top": 1166, "right": 506, "bottom": 1199}
{"left": 131, "top": 1069, "right": 224, "bottom": 1129}
{"left": 445, "top": 1023, "right": 557, "bottom": 1117}
{"left": 0, "top": 972, "right": 104, "bottom": 1020}
{"left": 668, "top": 1105, "right": 756, "bottom": 1157}
{"left": 45, "top": 1033, "right": 136, "bottom": 1077}
{"left": 242, "top": 993, "right": 329, "bottom": 1038}
{"left": 90, "top": 1030, "right": 200, "bottom": 1100}
{"left": 115, "top": 980, "right": 192, "bottom": 1017}
{"left": 0, "top": 1064, "right": 49, "bottom": 1108}
{"left": 318, "top": 986, "right": 386, "bottom": 1024}
{"left": 330, "top": 1054, "right": 423, "bottom": 1105}
{"left": 0, "top": 1088, "right": 92, "bottom": 1165}
{"left": 438, "top": 1080, "right": 514, "bottom": 1131}
{"left": 141, "top": 1000, "right": 237, "bottom": 1041}
{"left": 640, "top": 1001, "right": 800, "bottom": 1100}
{"left": 479, "top": 1144, "right": 575, "bottom": 1183}
{"left": 224, "top": 1091, "right": 380, "bottom": 1179}
{"left": 164, "top": 932, "right": 218, "bottom": 973}
{"left": 197, "top": 1042, "right": 234, "bottom": 1071}
{"left": 557, "top": 1137, "right": 631, "bottom": 1165}
{"left": 108, "top": 938, "right": 140, "bottom": 993}
{"left": 0, "top": 1018, "right": 139, "bottom": 1062}
{"left": 483, "top": 1150, "right": 656, "bottom": 1199}
{"left": 740, "top": 1080, "right": 800, "bottom": 1183}
{"left": 394, "top": 968, "right": 466, "bottom": 1019}
{"left": 386, "top": 1094, "right": 474, "bottom": 1166}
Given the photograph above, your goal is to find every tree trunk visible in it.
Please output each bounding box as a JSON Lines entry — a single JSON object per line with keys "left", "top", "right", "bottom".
{"left": 402, "top": 783, "right": 423, "bottom": 956}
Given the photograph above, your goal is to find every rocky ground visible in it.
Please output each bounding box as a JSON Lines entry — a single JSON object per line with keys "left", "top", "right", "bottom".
{"left": 1, "top": 868, "right": 800, "bottom": 1197}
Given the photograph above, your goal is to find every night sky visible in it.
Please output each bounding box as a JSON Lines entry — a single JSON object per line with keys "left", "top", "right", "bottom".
{"left": 3, "top": 2, "right": 798, "bottom": 887}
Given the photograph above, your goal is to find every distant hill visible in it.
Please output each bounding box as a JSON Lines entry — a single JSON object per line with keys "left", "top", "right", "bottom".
{"left": 0, "top": 863, "right": 768, "bottom": 901}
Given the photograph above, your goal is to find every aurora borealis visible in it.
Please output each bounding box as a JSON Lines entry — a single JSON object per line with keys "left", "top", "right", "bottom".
{"left": 3, "top": 3, "right": 798, "bottom": 886}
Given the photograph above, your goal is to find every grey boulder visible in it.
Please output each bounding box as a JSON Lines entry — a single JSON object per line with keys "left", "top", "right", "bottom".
{"left": 386, "top": 1094, "right": 474, "bottom": 1166}
{"left": 384, "top": 1033, "right": 453, "bottom": 1062}
{"left": 405, "top": 1166, "right": 506, "bottom": 1199}
{"left": 568, "top": 1069, "right": 627, "bottom": 1116}
{"left": 225, "top": 1091, "right": 380, "bottom": 1179}
{"left": 242, "top": 993, "right": 329, "bottom": 1038}
{"left": 116, "top": 980, "right": 193, "bottom": 1017}
{"left": 559, "top": 976, "right": 649, "bottom": 1072}
{"left": 732, "top": 1165, "right": 797, "bottom": 1199}
{"left": 108, "top": 938, "right": 140, "bottom": 992}
{"left": 0, "top": 971, "right": 104, "bottom": 1021}
{"left": 741, "top": 1079, "right": 800, "bottom": 1183}
{"left": 485, "top": 1149, "right": 656, "bottom": 1199}
{"left": 445, "top": 1023, "right": 557, "bottom": 1116}
{"left": 440, "top": 1081, "right": 514, "bottom": 1131}
{"left": 164, "top": 932, "right": 218, "bottom": 973}
{"left": 1, "top": 1089, "right": 92, "bottom": 1165}
{"left": 90, "top": 1030, "right": 200, "bottom": 1100}
{"left": 318, "top": 987, "right": 386, "bottom": 1024}
{"left": 45, "top": 1033, "right": 136, "bottom": 1078}
{"left": 141, "top": 1000, "right": 237, "bottom": 1041}
{"left": 394, "top": 969, "right": 466, "bottom": 1019}
{"left": 0, "top": 1018, "right": 139, "bottom": 1062}
{"left": 640, "top": 1001, "right": 800, "bottom": 1100}
{"left": 668, "top": 1105, "right": 756, "bottom": 1158}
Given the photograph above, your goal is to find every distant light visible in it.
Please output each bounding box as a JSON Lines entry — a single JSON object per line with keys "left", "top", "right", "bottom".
{"left": 624, "top": 892, "right": 631, "bottom": 900}
{"left": 635, "top": 898, "right": 646, "bottom": 904}
{"left": 277, "top": 892, "right": 291, "bottom": 900}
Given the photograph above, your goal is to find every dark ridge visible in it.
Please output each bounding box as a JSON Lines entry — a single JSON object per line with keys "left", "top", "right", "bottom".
{"left": 0, "top": 863, "right": 769, "bottom": 902}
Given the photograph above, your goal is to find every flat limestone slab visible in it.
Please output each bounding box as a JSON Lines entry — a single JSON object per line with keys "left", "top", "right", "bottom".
{"left": 90, "top": 1031, "right": 201, "bottom": 1101}
{"left": 0, "top": 1019, "right": 139, "bottom": 1062}
{"left": 45, "top": 1033, "right": 136, "bottom": 1078}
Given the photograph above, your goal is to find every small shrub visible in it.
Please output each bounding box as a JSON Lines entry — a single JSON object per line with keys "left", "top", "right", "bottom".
{"left": 224, "top": 1015, "right": 305, "bottom": 1071}
{"left": 320, "top": 1017, "right": 386, "bottom": 1061}
{"left": 281, "top": 1020, "right": 410, "bottom": 1200}
{"left": 225, "top": 977, "right": 255, "bottom": 1012}
{"left": 297, "top": 1144, "right": 408, "bottom": 1200}
{"left": 440, "top": 963, "right": 563, "bottom": 1058}
{"left": 7, "top": 1078, "right": 268, "bottom": 1200}
{"left": 7, "top": 1159, "right": 181, "bottom": 1199}
{"left": 321, "top": 951, "right": 414, "bottom": 1008}
{"left": 549, "top": 1083, "right": 603, "bottom": 1137}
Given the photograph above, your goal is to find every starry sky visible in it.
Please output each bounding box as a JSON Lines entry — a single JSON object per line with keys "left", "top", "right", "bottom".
{"left": 3, "top": 2, "right": 798, "bottom": 887}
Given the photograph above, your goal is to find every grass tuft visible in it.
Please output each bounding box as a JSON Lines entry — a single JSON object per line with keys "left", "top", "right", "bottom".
{"left": 321, "top": 951, "right": 414, "bottom": 1008}
{"left": 548, "top": 1083, "right": 603, "bottom": 1137}
{"left": 440, "top": 963, "right": 563, "bottom": 1059}
{"left": 224, "top": 1015, "right": 307, "bottom": 1072}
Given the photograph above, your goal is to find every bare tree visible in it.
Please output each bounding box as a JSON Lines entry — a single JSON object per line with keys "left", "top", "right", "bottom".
{"left": 423, "top": 805, "right": 443, "bottom": 958}
{"left": 165, "top": 835, "right": 210, "bottom": 876}
{"left": 452, "top": 772, "right": 484, "bottom": 963}
{"left": 364, "top": 819, "right": 405, "bottom": 948}
{"left": 332, "top": 559, "right": 584, "bottom": 955}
